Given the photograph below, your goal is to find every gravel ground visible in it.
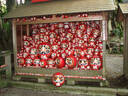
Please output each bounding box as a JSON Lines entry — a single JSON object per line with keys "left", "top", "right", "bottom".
{"left": 105, "top": 54, "right": 123, "bottom": 79}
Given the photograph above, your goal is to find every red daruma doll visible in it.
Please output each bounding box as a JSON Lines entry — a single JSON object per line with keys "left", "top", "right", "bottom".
{"left": 40, "top": 59, "right": 47, "bottom": 68}
{"left": 38, "top": 43, "right": 51, "bottom": 59}
{"left": 33, "top": 57, "right": 40, "bottom": 67}
{"left": 52, "top": 72, "right": 65, "bottom": 87}
{"left": 55, "top": 57, "right": 65, "bottom": 69}
{"left": 90, "top": 55, "right": 102, "bottom": 70}
{"left": 65, "top": 55, "right": 77, "bottom": 69}
{"left": 78, "top": 57, "right": 89, "bottom": 69}
{"left": 30, "top": 47, "right": 38, "bottom": 59}
{"left": 25, "top": 57, "right": 33, "bottom": 67}
{"left": 17, "top": 57, "right": 25, "bottom": 67}
{"left": 47, "top": 58, "right": 55, "bottom": 68}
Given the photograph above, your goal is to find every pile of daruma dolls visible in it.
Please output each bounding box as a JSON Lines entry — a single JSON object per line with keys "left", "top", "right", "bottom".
{"left": 17, "top": 21, "right": 103, "bottom": 70}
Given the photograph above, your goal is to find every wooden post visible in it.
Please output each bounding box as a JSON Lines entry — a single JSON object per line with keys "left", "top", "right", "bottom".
{"left": 5, "top": 51, "right": 12, "bottom": 79}
{"left": 12, "top": 19, "right": 18, "bottom": 72}
{"left": 101, "top": 12, "right": 110, "bottom": 86}
{"left": 124, "top": 16, "right": 128, "bottom": 78}
{"left": 102, "top": 19, "right": 107, "bottom": 78}
{"left": 21, "top": 25, "right": 23, "bottom": 48}
{"left": 26, "top": 24, "right": 29, "bottom": 36}
{"left": 102, "top": 12, "right": 108, "bottom": 80}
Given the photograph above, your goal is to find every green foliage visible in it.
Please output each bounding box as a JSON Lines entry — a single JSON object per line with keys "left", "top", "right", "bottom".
{"left": 0, "top": 1, "right": 12, "bottom": 51}
{"left": 0, "top": 22, "right": 12, "bottom": 51}
{"left": 0, "top": 5, "right": 7, "bottom": 17}
{"left": 111, "top": 21, "right": 123, "bottom": 39}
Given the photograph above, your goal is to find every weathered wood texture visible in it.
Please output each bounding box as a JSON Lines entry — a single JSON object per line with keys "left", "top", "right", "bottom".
{"left": 15, "top": 15, "right": 103, "bottom": 25}
{"left": 124, "top": 16, "right": 128, "bottom": 78}
{"left": 4, "top": 0, "right": 115, "bottom": 19}
{"left": 12, "top": 20, "right": 18, "bottom": 71}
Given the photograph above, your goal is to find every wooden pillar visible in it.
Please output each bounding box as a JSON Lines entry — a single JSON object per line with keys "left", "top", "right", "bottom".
{"left": 124, "top": 16, "right": 128, "bottom": 78}
{"left": 102, "top": 12, "right": 108, "bottom": 79}
{"left": 5, "top": 51, "right": 12, "bottom": 79}
{"left": 21, "top": 25, "right": 23, "bottom": 48}
{"left": 12, "top": 19, "right": 18, "bottom": 72}
{"left": 26, "top": 24, "right": 29, "bottom": 36}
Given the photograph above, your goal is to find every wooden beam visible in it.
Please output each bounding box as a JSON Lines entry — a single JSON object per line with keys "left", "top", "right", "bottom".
{"left": 15, "top": 15, "right": 103, "bottom": 25}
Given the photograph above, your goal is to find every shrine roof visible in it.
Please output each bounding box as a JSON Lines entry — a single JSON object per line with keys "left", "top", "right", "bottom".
{"left": 4, "top": 0, "right": 115, "bottom": 19}
{"left": 119, "top": 3, "right": 128, "bottom": 14}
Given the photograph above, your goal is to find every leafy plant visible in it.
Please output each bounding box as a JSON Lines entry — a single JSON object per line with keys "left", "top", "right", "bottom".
{"left": 0, "top": 1, "right": 12, "bottom": 51}
{"left": 0, "top": 22, "right": 12, "bottom": 51}
{"left": 111, "top": 21, "right": 123, "bottom": 39}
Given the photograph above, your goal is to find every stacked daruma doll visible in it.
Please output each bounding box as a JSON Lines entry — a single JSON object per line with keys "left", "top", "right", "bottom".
{"left": 17, "top": 21, "right": 103, "bottom": 70}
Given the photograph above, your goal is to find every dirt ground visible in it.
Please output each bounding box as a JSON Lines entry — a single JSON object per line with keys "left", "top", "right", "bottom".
{"left": 0, "top": 87, "right": 92, "bottom": 96}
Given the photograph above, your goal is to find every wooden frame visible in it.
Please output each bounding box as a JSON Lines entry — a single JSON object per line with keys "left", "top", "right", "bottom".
{"left": 12, "top": 13, "right": 108, "bottom": 82}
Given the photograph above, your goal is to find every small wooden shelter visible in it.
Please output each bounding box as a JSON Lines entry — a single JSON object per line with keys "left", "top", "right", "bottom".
{"left": 4, "top": 0, "right": 115, "bottom": 86}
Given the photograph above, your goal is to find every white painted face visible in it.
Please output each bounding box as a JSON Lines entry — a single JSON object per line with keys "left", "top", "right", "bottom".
{"left": 48, "top": 59, "right": 54, "bottom": 65}
{"left": 79, "top": 59, "right": 88, "bottom": 66}
{"left": 31, "top": 48, "right": 37, "bottom": 55}
{"left": 66, "top": 58, "right": 72, "bottom": 65}
{"left": 23, "top": 53, "right": 28, "bottom": 58}
{"left": 64, "top": 24, "right": 69, "bottom": 29}
{"left": 35, "top": 35, "right": 39, "bottom": 41}
{"left": 34, "top": 59, "right": 40, "bottom": 64}
{"left": 26, "top": 59, "right": 32, "bottom": 64}
{"left": 80, "top": 51, "right": 85, "bottom": 56}
{"left": 61, "top": 43, "right": 68, "bottom": 49}
{"left": 44, "top": 36, "right": 49, "bottom": 42}
{"left": 24, "top": 41, "right": 29, "bottom": 46}
{"left": 39, "top": 45, "right": 50, "bottom": 55}
{"left": 94, "top": 29, "right": 100, "bottom": 38}
{"left": 40, "top": 61, "right": 44, "bottom": 66}
{"left": 40, "top": 34, "right": 44, "bottom": 39}
{"left": 52, "top": 45, "right": 58, "bottom": 51}
{"left": 54, "top": 75, "right": 64, "bottom": 83}
{"left": 40, "top": 28, "right": 46, "bottom": 33}
{"left": 55, "top": 58, "right": 60, "bottom": 65}
{"left": 18, "top": 58, "right": 24, "bottom": 64}
{"left": 87, "top": 27, "right": 92, "bottom": 35}
{"left": 51, "top": 53, "right": 56, "bottom": 58}
{"left": 91, "top": 58, "right": 101, "bottom": 65}
{"left": 32, "top": 29, "right": 38, "bottom": 35}
{"left": 83, "top": 34, "right": 88, "bottom": 41}
{"left": 80, "top": 24, "right": 85, "bottom": 30}
{"left": 39, "top": 24, "right": 43, "bottom": 27}
{"left": 62, "top": 53, "right": 66, "bottom": 58}
{"left": 77, "top": 29, "right": 82, "bottom": 37}
{"left": 59, "top": 23, "right": 64, "bottom": 28}
{"left": 87, "top": 48, "right": 94, "bottom": 55}
{"left": 66, "top": 33, "right": 73, "bottom": 41}
{"left": 50, "top": 33, "right": 56, "bottom": 39}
